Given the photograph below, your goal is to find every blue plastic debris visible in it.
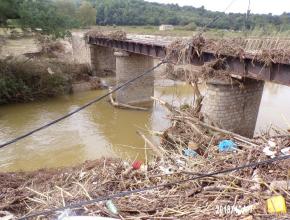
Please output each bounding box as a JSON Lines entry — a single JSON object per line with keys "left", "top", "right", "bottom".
{"left": 218, "top": 140, "right": 237, "bottom": 152}
{"left": 183, "top": 148, "right": 198, "bottom": 157}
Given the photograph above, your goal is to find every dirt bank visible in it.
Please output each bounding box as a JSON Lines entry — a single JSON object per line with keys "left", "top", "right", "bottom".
{"left": 0, "top": 35, "right": 106, "bottom": 105}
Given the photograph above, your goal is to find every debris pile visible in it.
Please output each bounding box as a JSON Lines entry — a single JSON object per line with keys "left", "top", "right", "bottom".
{"left": 1, "top": 31, "right": 290, "bottom": 219}
{"left": 85, "top": 30, "right": 127, "bottom": 41}
{"left": 1, "top": 98, "right": 290, "bottom": 219}
{"left": 166, "top": 35, "right": 290, "bottom": 70}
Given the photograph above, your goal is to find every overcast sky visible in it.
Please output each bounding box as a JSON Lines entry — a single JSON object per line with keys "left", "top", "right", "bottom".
{"left": 146, "top": 0, "right": 289, "bottom": 15}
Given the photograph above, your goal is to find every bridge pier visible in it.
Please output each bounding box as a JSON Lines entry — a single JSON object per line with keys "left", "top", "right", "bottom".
{"left": 89, "top": 45, "right": 116, "bottom": 77}
{"left": 114, "top": 51, "right": 154, "bottom": 107}
{"left": 201, "top": 78, "right": 264, "bottom": 138}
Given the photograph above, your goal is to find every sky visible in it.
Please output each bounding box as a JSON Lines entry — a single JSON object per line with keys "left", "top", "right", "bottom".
{"left": 146, "top": 0, "right": 290, "bottom": 15}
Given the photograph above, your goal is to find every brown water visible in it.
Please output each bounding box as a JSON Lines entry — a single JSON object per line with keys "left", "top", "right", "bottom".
{"left": 0, "top": 80, "right": 290, "bottom": 172}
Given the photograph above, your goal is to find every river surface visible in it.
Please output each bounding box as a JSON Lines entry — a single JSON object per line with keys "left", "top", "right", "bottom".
{"left": 0, "top": 79, "right": 290, "bottom": 172}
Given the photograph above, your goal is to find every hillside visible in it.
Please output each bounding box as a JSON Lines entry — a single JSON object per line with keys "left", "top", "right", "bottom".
{"left": 95, "top": 0, "right": 290, "bottom": 31}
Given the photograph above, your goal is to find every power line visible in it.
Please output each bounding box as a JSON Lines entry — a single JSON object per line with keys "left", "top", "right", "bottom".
{"left": 0, "top": 61, "right": 166, "bottom": 149}
{"left": 245, "top": 0, "right": 251, "bottom": 30}
{"left": 0, "top": 0, "right": 239, "bottom": 150}
{"left": 18, "top": 154, "right": 290, "bottom": 220}
{"left": 200, "top": 0, "right": 238, "bottom": 32}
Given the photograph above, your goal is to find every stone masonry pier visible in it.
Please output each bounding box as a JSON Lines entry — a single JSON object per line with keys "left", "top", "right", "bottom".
{"left": 114, "top": 51, "right": 154, "bottom": 107}
{"left": 89, "top": 45, "right": 116, "bottom": 77}
{"left": 201, "top": 78, "right": 265, "bottom": 137}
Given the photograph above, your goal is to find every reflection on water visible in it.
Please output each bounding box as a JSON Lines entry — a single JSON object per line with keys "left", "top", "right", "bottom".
{"left": 256, "top": 82, "right": 290, "bottom": 132}
{"left": 0, "top": 80, "right": 289, "bottom": 172}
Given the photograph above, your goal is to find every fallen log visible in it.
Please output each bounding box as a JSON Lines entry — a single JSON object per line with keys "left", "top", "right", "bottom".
{"left": 109, "top": 88, "right": 148, "bottom": 111}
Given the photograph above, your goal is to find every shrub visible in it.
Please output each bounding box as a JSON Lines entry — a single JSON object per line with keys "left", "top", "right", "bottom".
{"left": 0, "top": 59, "right": 72, "bottom": 104}
{"left": 183, "top": 22, "right": 197, "bottom": 31}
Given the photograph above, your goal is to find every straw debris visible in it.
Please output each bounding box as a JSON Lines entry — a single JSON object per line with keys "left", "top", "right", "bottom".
{"left": 1, "top": 99, "right": 290, "bottom": 219}
{"left": 85, "top": 30, "right": 127, "bottom": 41}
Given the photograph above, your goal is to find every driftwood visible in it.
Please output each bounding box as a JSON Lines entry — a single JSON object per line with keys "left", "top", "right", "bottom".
{"left": 190, "top": 81, "right": 203, "bottom": 114}
{"left": 136, "top": 130, "right": 164, "bottom": 158}
{"left": 109, "top": 88, "right": 148, "bottom": 111}
{"left": 185, "top": 115, "right": 255, "bottom": 144}
{"left": 171, "top": 114, "right": 255, "bottom": 144}
{"left": 153, "top": 95, "right": 255, "bottom": 145}
{"left": 186, "top": 120, "right": 211, "bottom": 141}
{"left": 151, "top": 96, "right": 175, "bottom": 112}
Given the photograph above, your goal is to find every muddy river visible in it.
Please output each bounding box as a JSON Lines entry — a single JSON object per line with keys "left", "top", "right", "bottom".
{"left": 0, "top": 79, "right": 290, "bottom": 172}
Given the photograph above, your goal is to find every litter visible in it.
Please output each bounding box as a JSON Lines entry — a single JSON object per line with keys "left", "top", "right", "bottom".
{"left": 263, "top": 146, "right": 277, "bottom": 158}
{"left": 218, "top": 140, "right": 237, "bottom": 152}
{"left": 106, "top": 200, "right": 118, "bottom": 215}
{"left": 132, "top": 160, "right": 142, "bottom": 170}
{"left": 182, "top": 148, "right": 198, "bottom": 157}
{"left": 122, "top": 160, "right": 142, "bottom": 175}
{"left": 267, "top": 195, "right": 287, "bottom": 214}
{"left": 2, "top": 96, "right": 290, "bottom": 219}
{"left": 281, "top": 147, "right": 290, "bottom": 155}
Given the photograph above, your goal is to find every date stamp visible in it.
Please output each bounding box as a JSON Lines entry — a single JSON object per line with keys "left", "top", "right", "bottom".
{"left": 216, "top": 204, "right": 254, "bottom": 216}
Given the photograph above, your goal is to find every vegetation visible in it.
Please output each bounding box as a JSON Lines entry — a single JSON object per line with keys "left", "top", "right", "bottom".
{"left": 77, "top": 1, "right": 97, "bottom": 27}
{"left": 94, "top": 0, "right": 290, "bottom": 32}
{"left": 1, "top": 0, "right": 290, "bottom": 37}
{"left": 0, "top": 0, "right": 96, "bottom": 37}
{"left": 0, "top": 59, "right": 72, "bottom": 104}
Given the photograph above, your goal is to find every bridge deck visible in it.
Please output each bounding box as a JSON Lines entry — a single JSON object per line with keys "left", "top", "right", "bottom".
{"left": 88, "top": 35, "right": 290, "bottom": 86}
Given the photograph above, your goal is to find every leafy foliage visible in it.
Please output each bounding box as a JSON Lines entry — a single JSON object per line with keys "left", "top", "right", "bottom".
{"left": 0, "top": 59, "right": 71, "bottom": 104}
{"left": 0, "top": 0, "right": 290, "bottom": 37}
{"left": 94, "top": 0, "right": 290, "bottom": 31}
{"left": 77, "top": 1, "right": 97, "bottom": 27}
{"left": 18, "top": 0, "right": 80, "bottom": 38}
{"left": 0, "top": 0, "right": 21, "bottom": 25}
{"left": 0, "top": 0, "right": 96, "bottom": 37}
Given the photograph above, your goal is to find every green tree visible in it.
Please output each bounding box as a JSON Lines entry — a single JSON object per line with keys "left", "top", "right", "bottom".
{"left": 77, "top": 1, "right": 96, "bottom": 27}
{"left": 18, "top": 0, "right": 79, "bottom": 38}
{"left": 55, "top": 0, "right": 78, "bottom": 20}
{"left": 0, "top": 0, "right": 21, "bottom": 25}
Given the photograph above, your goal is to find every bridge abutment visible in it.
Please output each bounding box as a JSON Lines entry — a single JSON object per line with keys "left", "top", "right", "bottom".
{"left": 89, "top": 45, "right": 116, "bottom": 77}
{"left": 114, "top": 51, "right": 154, "bottom": 107}
{"left": 201, "top": 78, "right": 264, "bottom": 138}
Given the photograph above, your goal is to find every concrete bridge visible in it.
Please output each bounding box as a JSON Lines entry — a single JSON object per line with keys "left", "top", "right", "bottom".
{"left": 72, "top": 33, "right": 290, "bottom": 138}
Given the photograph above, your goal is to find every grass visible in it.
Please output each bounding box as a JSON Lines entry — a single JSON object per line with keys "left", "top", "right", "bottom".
{"left": 90, "top": 25, "right": 290, "bottom": 39}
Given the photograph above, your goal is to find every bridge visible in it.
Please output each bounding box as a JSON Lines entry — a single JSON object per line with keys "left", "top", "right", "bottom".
{"left": 87, "top": 35, "right": 290, "bottom": 86}
{"left": 72, "top": 33, "right": 290, "bottom": 138}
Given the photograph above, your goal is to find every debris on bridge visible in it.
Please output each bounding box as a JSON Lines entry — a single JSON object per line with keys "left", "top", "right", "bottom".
{"left": 1, "top": 97, "right": 290, "bottom": 219}
{"left": 166, "top": 34, "right": 290, "bottom": 67}
{"left": 85, "top": 30, "right": 127, "bottom": 41}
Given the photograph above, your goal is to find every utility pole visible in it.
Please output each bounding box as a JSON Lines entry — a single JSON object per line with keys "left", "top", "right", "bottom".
{"left": 245, "top": 0, "right": 251, "bottom": 30}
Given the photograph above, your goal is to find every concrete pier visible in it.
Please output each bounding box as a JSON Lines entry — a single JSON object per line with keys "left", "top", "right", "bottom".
{"left": 114, "top": 51, "right": 154, "bottom": 107}
{"left": 71, "top": 32, "right": 90, "bottom": 64}
{"left": 71, "top": 32, "right": 115, "bottom": 76}
{"left": 89, "top": 45, "right": 116, "bottom": 77}
{"left": 201, "top": 78, "right": 264, "bottom": 137}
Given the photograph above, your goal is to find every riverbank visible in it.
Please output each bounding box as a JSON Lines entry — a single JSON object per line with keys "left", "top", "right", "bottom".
{"left": 0, "top": 33, "right": 105, "bottom": 105}
{"left": 1, "top": 102, "right": 290, "bottom": 219}
{"left": 0, "top": 58, "right": 103, "bottom": 104}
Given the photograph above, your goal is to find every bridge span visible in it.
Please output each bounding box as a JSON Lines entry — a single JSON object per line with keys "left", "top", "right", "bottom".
{"left": 87, "top": 35, "right": 290, "bottom": 86}
{"left": 73, "top": 33, "right": 290, "bottom": 138}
